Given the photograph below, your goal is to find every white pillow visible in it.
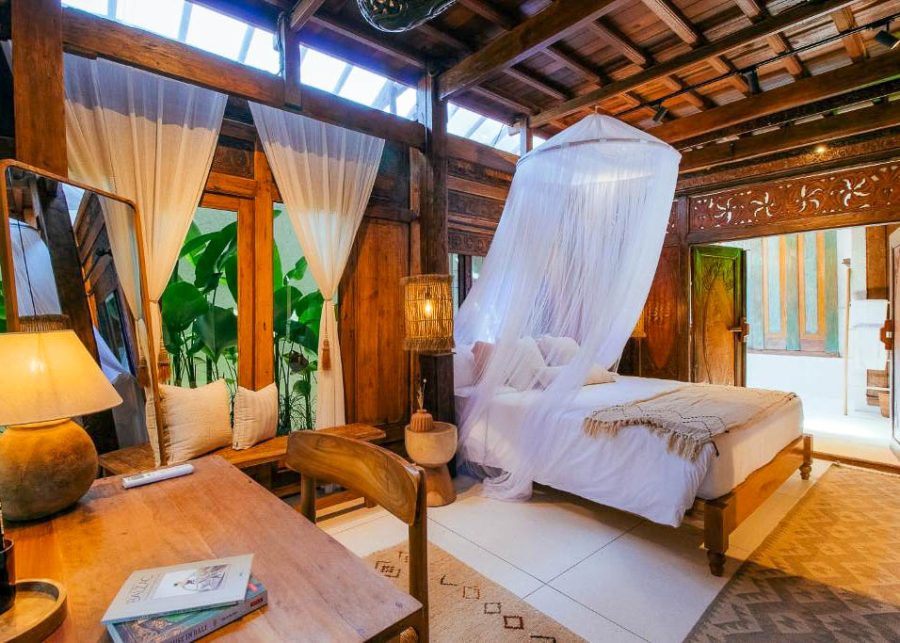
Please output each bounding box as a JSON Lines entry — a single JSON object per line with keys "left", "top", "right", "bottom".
{"left": 537, "top": 336, "right": 579, "bottom": 366}
{"left": 156, "top": 379, "right": 232, "bottom": 465}
{"left": 506, "top": 337, "right": 547, "bottom": 391}
{"left": 537, "top": 365, "right": 616, "bottom": 389}
{"left": 233, "top": 383, "right": 278, "bottom": 450}
{"left": 454, "top": 343, "right": 476, "bottom": 388}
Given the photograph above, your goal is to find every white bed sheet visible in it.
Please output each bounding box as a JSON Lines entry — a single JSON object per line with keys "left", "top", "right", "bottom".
{"left": 457, "top": 376, "right": 803, "bottom": 527}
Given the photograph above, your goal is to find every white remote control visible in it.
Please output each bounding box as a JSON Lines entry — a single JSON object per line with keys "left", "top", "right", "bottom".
{"left": 122, "top": 463, "right": 195, "bottom": 489}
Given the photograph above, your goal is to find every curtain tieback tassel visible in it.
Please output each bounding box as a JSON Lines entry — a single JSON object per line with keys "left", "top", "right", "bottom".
{"left": 321, "top": 337, "right": 332, "bottom": 371}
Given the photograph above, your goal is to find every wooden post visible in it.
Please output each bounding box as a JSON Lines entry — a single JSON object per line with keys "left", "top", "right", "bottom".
{"left": 518, "top": 119, "right": 534, "bottom": 156}
{"left": 281, "top": 19, "right": 302, "bottom": 109}
{"left": 253, "top": 142, "right": 275, "bottom": 388}
{"left": 11, "top": 0, "right": 67, "bottom": 175}
{"left": 416, "top": 72, "right": 454, "bottom": 424}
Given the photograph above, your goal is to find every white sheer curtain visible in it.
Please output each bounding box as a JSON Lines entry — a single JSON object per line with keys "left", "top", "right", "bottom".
{"left": 8, "top": 220, "right": 62, "bottom": 316}
{"left": 63, "top": 54, "right": 226, "bottom": 357}
{"left": 456, "top": 114, "right": 681, "bottom": 500}
{"left": 250, "top": 102, "right": 384, "bottom": 429}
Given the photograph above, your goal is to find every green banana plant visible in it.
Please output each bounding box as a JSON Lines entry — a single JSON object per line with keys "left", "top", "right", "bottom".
{"left": 160, "top": 210, "right": 323, "bottom": 433}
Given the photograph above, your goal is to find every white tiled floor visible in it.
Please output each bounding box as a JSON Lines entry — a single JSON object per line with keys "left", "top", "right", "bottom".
{"left": 315, "top": 459, "right": 833, "bottom": 643}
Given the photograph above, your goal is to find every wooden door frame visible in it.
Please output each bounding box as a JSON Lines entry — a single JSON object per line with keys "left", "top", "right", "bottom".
{"left": 888, "top": 228, "right": 900, "bottom": 447}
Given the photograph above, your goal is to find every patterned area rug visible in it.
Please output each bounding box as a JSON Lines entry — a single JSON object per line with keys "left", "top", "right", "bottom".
{"left": 688, "top": 465, "right": 900, "bottom": 641}
{"left": 366, "top": 542, "right": 583, "bottom": 642}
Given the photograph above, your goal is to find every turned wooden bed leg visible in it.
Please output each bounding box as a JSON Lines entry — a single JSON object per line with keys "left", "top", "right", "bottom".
{"left": 703, "top": 499, "right": 731, "bottom": 577}
{"left": 800, "top": 434, "right": 813, "bottom": 480}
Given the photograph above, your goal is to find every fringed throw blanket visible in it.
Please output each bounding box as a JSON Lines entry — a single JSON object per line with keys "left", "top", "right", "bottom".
{"left": 583, "top": 385, "right": 797, "bottom": 462}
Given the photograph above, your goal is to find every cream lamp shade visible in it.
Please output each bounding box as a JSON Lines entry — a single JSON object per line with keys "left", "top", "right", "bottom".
{"left": 401, "top": 273, "right": 455, "bottom": 353}
{"left": 0, "top": 330, "right": 123, "bottom": 426}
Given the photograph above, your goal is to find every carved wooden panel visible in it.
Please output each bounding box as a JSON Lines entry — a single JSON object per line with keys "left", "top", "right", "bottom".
{"left": 211, "top": 134, "right": 254, "bottom": 178}
{"left": 448, "top": 230, "right": 491, "bottom": 255}
{"left": 637, "top": 244, "right": 686, "bottom": 380}
{"left": 448, "top": 157, "right": 513, "bottom": 187}
{"left": 691, "top": 246, "right": 745, "bottom": 386}
{"left": 690, "top": 162, "right": 900, "bottom": 234}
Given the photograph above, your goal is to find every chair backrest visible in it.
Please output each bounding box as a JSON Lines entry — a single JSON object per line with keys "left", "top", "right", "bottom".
{"left": 286, "top": 431, "right": 429, "bottom": 625}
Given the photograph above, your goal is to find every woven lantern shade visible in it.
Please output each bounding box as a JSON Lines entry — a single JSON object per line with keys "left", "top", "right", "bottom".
{"left": 401, "top": 273, "right": 454, "bottom": 353}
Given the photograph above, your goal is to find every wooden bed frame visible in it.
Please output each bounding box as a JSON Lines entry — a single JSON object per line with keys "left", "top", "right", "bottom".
{"left": 698, "top": 434, "right": 812, "bottom": 576}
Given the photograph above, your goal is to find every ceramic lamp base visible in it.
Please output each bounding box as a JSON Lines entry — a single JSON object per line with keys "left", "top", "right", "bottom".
{"left": 0, "top": 419, "right": 98, "bottom": 521}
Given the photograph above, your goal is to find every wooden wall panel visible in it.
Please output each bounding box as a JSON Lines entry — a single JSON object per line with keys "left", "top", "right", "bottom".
{"left": 339, "top": 218, "right": 410, "bottom": 440}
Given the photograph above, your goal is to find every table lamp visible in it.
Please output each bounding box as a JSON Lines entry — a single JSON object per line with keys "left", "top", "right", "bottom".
{"left": 0, "top": 331, "right": 122, "bottom": 521}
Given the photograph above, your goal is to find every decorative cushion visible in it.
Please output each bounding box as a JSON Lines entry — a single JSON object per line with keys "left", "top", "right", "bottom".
{"left": 537, "top": 335, "right": 579, "bottom": 366}
{"left": 472, "top": 341, "right": 494, "bottom": 380}
{"left": 537, "top": 365, "right": 616, "bottom": 389}
{"left": 155, "top": 379, "right": 232, "bottom": 465}
{"left": 454, "top": 343, "right": 477, "bottom": 389}
{"left": 232, "top": 383, "right": 279, "bottom": 450}
{"left": 506, "top": 337, "right": 547, "bottom": 391}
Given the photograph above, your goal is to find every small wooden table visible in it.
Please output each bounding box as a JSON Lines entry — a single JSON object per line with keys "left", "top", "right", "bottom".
{"left": 7, "top": 457, "right": 423, "bottom": 641}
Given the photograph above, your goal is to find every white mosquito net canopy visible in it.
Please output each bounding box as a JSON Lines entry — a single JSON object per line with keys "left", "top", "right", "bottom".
{"left": 455, "top": 114, "right": 681, "bottom": 500}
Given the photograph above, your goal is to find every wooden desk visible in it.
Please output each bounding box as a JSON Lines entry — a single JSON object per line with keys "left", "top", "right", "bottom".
{"left": 7, "top": 457, "right": 423, "bottom": 641}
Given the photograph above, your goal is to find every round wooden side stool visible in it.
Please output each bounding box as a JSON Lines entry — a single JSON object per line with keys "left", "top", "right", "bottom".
{"left": 404, "top": 421, "right": 457, "bottom": 507}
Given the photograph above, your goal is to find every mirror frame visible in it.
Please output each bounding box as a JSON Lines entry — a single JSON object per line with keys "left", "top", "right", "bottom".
{"left": 0, "top": 159, "right": 165, "bottom": 460}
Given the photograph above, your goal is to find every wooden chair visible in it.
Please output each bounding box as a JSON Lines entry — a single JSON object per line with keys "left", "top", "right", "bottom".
{"left": 286, "top": 431, "right": 429, "bottom": 642}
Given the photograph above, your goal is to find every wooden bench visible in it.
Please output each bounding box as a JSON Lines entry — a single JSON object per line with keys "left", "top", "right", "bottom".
{"left": 99, "top": 423, "right": 387, "bottom": 504}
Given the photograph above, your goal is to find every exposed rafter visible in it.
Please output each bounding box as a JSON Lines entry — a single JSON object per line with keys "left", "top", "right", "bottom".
{"left": 732, "top": 0, "right": 808, "bottom": 79}
{"left": 530, "top": 0, "right": 858, "bottom": 127}
{"left": 831, "top": 8, "right": 868, "bottom": 63}
{"left": 651, "top": 49, "right": 900, "bottom": 144}
{"left": 288, "top": 0, "right": 327, "bottom": 30}
{"left": 438, "top": 0, "right": 624, "bottom": 99}
{"left": 679, "top": 99, "right": 900, "bottom": 172}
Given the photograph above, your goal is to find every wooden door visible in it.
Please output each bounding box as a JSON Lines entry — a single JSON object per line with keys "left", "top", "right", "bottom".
{"left": 691, "top": 245, "right": 747, "bottom": 386}
{"left": 888, "top": 229, "right": 900, "bottom": 446}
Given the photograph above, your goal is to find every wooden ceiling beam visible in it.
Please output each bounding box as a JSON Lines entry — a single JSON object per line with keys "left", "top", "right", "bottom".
{"left": 640, "top": 0, "right": 700, "bottom": 45}
{"left": 651, "top": 49, "right": 900, "bottom": 144}
{"left": 288, "top": 0, "right": 327, "bottom": 30}
{"left": 589, "top": 20, "right": 713, "bottom": 110}
{"left": 60, "top": 8, "right": 427, "bottom": 149}
{"left": 677, "top": 77, "right": 900, "bottom": 148}
{"left": 456, "top": 0, "right": 518, "bottom": 30}
{"left": 438, "top": 0, "right": 624, "bottom": 99}
{"left": 831, "top": 8, "right": 867, "bottom": 63}
{"left": 531, "top": 0, "right": 857, "bottom": 127}
{"left": 680, "top": 99, "right": 900, "bottom": 172}
{"left": 732, "top": 0, "right": 807, "bottom": 79}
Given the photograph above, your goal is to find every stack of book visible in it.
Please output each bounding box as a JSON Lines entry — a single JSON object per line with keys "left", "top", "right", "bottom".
{"left": 102, "top": 554, "right": 267, "bottom": 642}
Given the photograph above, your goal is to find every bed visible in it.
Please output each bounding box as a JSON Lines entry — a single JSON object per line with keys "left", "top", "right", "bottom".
{"left": 456, "top": 375, "right": 812, "bottom": 576}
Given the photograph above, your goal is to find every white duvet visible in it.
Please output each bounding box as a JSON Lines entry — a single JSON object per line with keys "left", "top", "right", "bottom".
{"left": 457, "top": 376, "right": 803, "bottom": 527}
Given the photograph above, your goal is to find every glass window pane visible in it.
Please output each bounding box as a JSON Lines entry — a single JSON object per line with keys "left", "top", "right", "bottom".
{"left": 62, "top": 0, "right": 110, "bottom": 16}
{"left": 396, "top": 88, "right": 417, "bottom": 119}
{"left": 273, "top": 204, "right": 321, "bottom": 432}
{"left": 338, "top": 66, "right": 387, "bottom": 106}
{"left": 185, "top": 4, "right": 247, "bottom": 60}
{"left": 449, "top": 253, "right": 460, "bottom": 312}
{"left": 162, "top": 207, "right": 239, "bottom": 392}
{"left": 447, "top": 106, "right": 482, "bottom": 137}
{"left": 116, "top": 0, "right": 185, "bottom": 39}
{"left": 300, "top": 49, "right": 347, "bottom": 93}
{"left": 243, "top": 28, "right": 280, "bottom": 74}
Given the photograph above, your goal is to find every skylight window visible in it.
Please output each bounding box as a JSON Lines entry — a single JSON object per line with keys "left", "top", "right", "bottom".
{"left": 300, "top": 49, "right": 348, "bottom": 93}
{"left": 447, "top": 106, "right": 483, "bottom": 138}
{"left": 116, "top": 0, "right": 184, "bottom": 40}
{"left": 448, "top": 103, "right": 523, "bottom": 155}
{"left": 339, "top": 67, "right": 387, "bottom": 106}
{"left": 61, "top": 0, "right": 418, "bottom": 118}
{"left": 243, "top": 29, "right": 280, "bottom": 75}
{"left": 185, "top": 5, "right": 248, "bottom": 60}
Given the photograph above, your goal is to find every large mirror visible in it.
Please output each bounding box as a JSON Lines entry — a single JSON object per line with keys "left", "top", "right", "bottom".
{"left": 0, "top": 160, "right": 158, "bottom": 453}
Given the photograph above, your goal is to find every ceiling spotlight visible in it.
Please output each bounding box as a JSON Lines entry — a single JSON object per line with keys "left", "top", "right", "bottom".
{"left": 652, "top": 105, "right": 668, "bottom": 123}
{"left": 875, "top": 29, "right": 900, "bottom": 49}
{"left": 744, "top": 69, "right": 761, "bottom": 95}
{"left": 814, "top": 144, "right": 828, "bottom": 154}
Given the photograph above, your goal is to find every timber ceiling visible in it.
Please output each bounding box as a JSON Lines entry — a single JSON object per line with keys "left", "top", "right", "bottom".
{"left": 204, "top": 0, "right": 897, "bottom": 145}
